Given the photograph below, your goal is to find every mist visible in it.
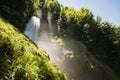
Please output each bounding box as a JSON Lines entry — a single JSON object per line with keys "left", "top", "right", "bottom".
{"left": 24, "top": 10, "right": 115, "bottom": 80}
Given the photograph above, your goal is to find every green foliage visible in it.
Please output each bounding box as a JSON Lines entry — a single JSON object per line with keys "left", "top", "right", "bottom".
{"left": 57, "top": 5, "right": 120, "bottom": 78}
{"left": 44, "top": 0, "right": 59, "bottom": 11}
{"left": 58, "top": 7, "right": 94, "bottom": 38}
{"left": 43, "top": 0, "right": 61, "bottom": 20}
{"left": 23, "top": 0, "right": 40, "bottom": 19}
{"left": 0, "top": 0, "right": 40, "bottom": 31}
{"left": 40, "top": 0, "right": 46, "bottom": 8}
{"left": 0, "top": 17, "right": 67, "bottom": 80}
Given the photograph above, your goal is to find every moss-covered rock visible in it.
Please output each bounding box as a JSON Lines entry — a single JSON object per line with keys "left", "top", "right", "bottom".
{"left": 0, "top": 17, "right": 67, "bottom": 80}
{"left": 0, "top": 0, "right": 40, "bottom": 31}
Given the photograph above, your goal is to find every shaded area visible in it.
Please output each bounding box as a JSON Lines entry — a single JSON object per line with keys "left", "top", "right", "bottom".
{"left": 46, "top": 37, "right": 118, "bottom": 80}
{"left": 0, "top": 0, "right": 40, "bottom": 31}
{"left": 0, "top": 17, "right": 67, "bottom": 80}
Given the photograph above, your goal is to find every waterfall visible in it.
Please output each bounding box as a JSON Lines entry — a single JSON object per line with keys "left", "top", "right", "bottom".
{"left": 23, "top": 10, "right": 112, "bottom": 80}
{"left": 24, "top": 16, "right": 40, "bottom": 44}
{"left": 48, "top": 11, "right": 52, "bottom": 33}
{"left": 37, "top": 9, "right": 42, "bottom": 19}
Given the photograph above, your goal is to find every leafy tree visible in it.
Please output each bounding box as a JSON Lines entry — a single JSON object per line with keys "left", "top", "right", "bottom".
{"left": 58, "top": 7, "right": 94, "bottom": 39}
{"left": 44, "top": 0, "right": 61, "bottom": 20}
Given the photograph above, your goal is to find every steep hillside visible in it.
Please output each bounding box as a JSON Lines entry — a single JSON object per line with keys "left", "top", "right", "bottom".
{"left": 0, "top": 17, "right": 67, "bottom": 80}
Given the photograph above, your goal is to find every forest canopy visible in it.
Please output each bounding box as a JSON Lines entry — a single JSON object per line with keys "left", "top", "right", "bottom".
{"left": 57, "top": 4, "right": 120, "bottom": 77}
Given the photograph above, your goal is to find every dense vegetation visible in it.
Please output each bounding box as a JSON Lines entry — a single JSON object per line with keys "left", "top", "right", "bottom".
{"left": 0, "top": 17, "right": 67, "bottom": 80}
{"left": 0, "top": 0, "right": 60, "bottom": 31}
{"left": 0, "top": 0, "right": 40, "bottom": 31}
{"left": 39, "top": 0, "right": 60, "bottom": 22}
{"left": 40, "top": 0, "right": 120, "bottom": 78}
{"left": 0, "top": 0, "right": 120, "bottom": 79}
{"left": 57, "top": 6, "right": 120, "bottom": 77}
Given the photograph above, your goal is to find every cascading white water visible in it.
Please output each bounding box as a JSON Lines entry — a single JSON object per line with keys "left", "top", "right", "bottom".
{"left": 24, "top": 14, "right": 60, "bottom": 61}
{"left": 48, "top": 11, "right": 52, "bottom": 33}
{"left": 37, "top": 9, "right": 42, "bottom": 19}
{"left": 24, "top": 12, "right": 80, "bottom": 80}
{"left": 24, "top": 16, "right": 40, "bottom": 44}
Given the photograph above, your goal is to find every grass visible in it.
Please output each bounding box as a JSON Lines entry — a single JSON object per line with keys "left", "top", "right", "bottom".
{"left": 0, "top": 17, "right": 67, "bottom": 80}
